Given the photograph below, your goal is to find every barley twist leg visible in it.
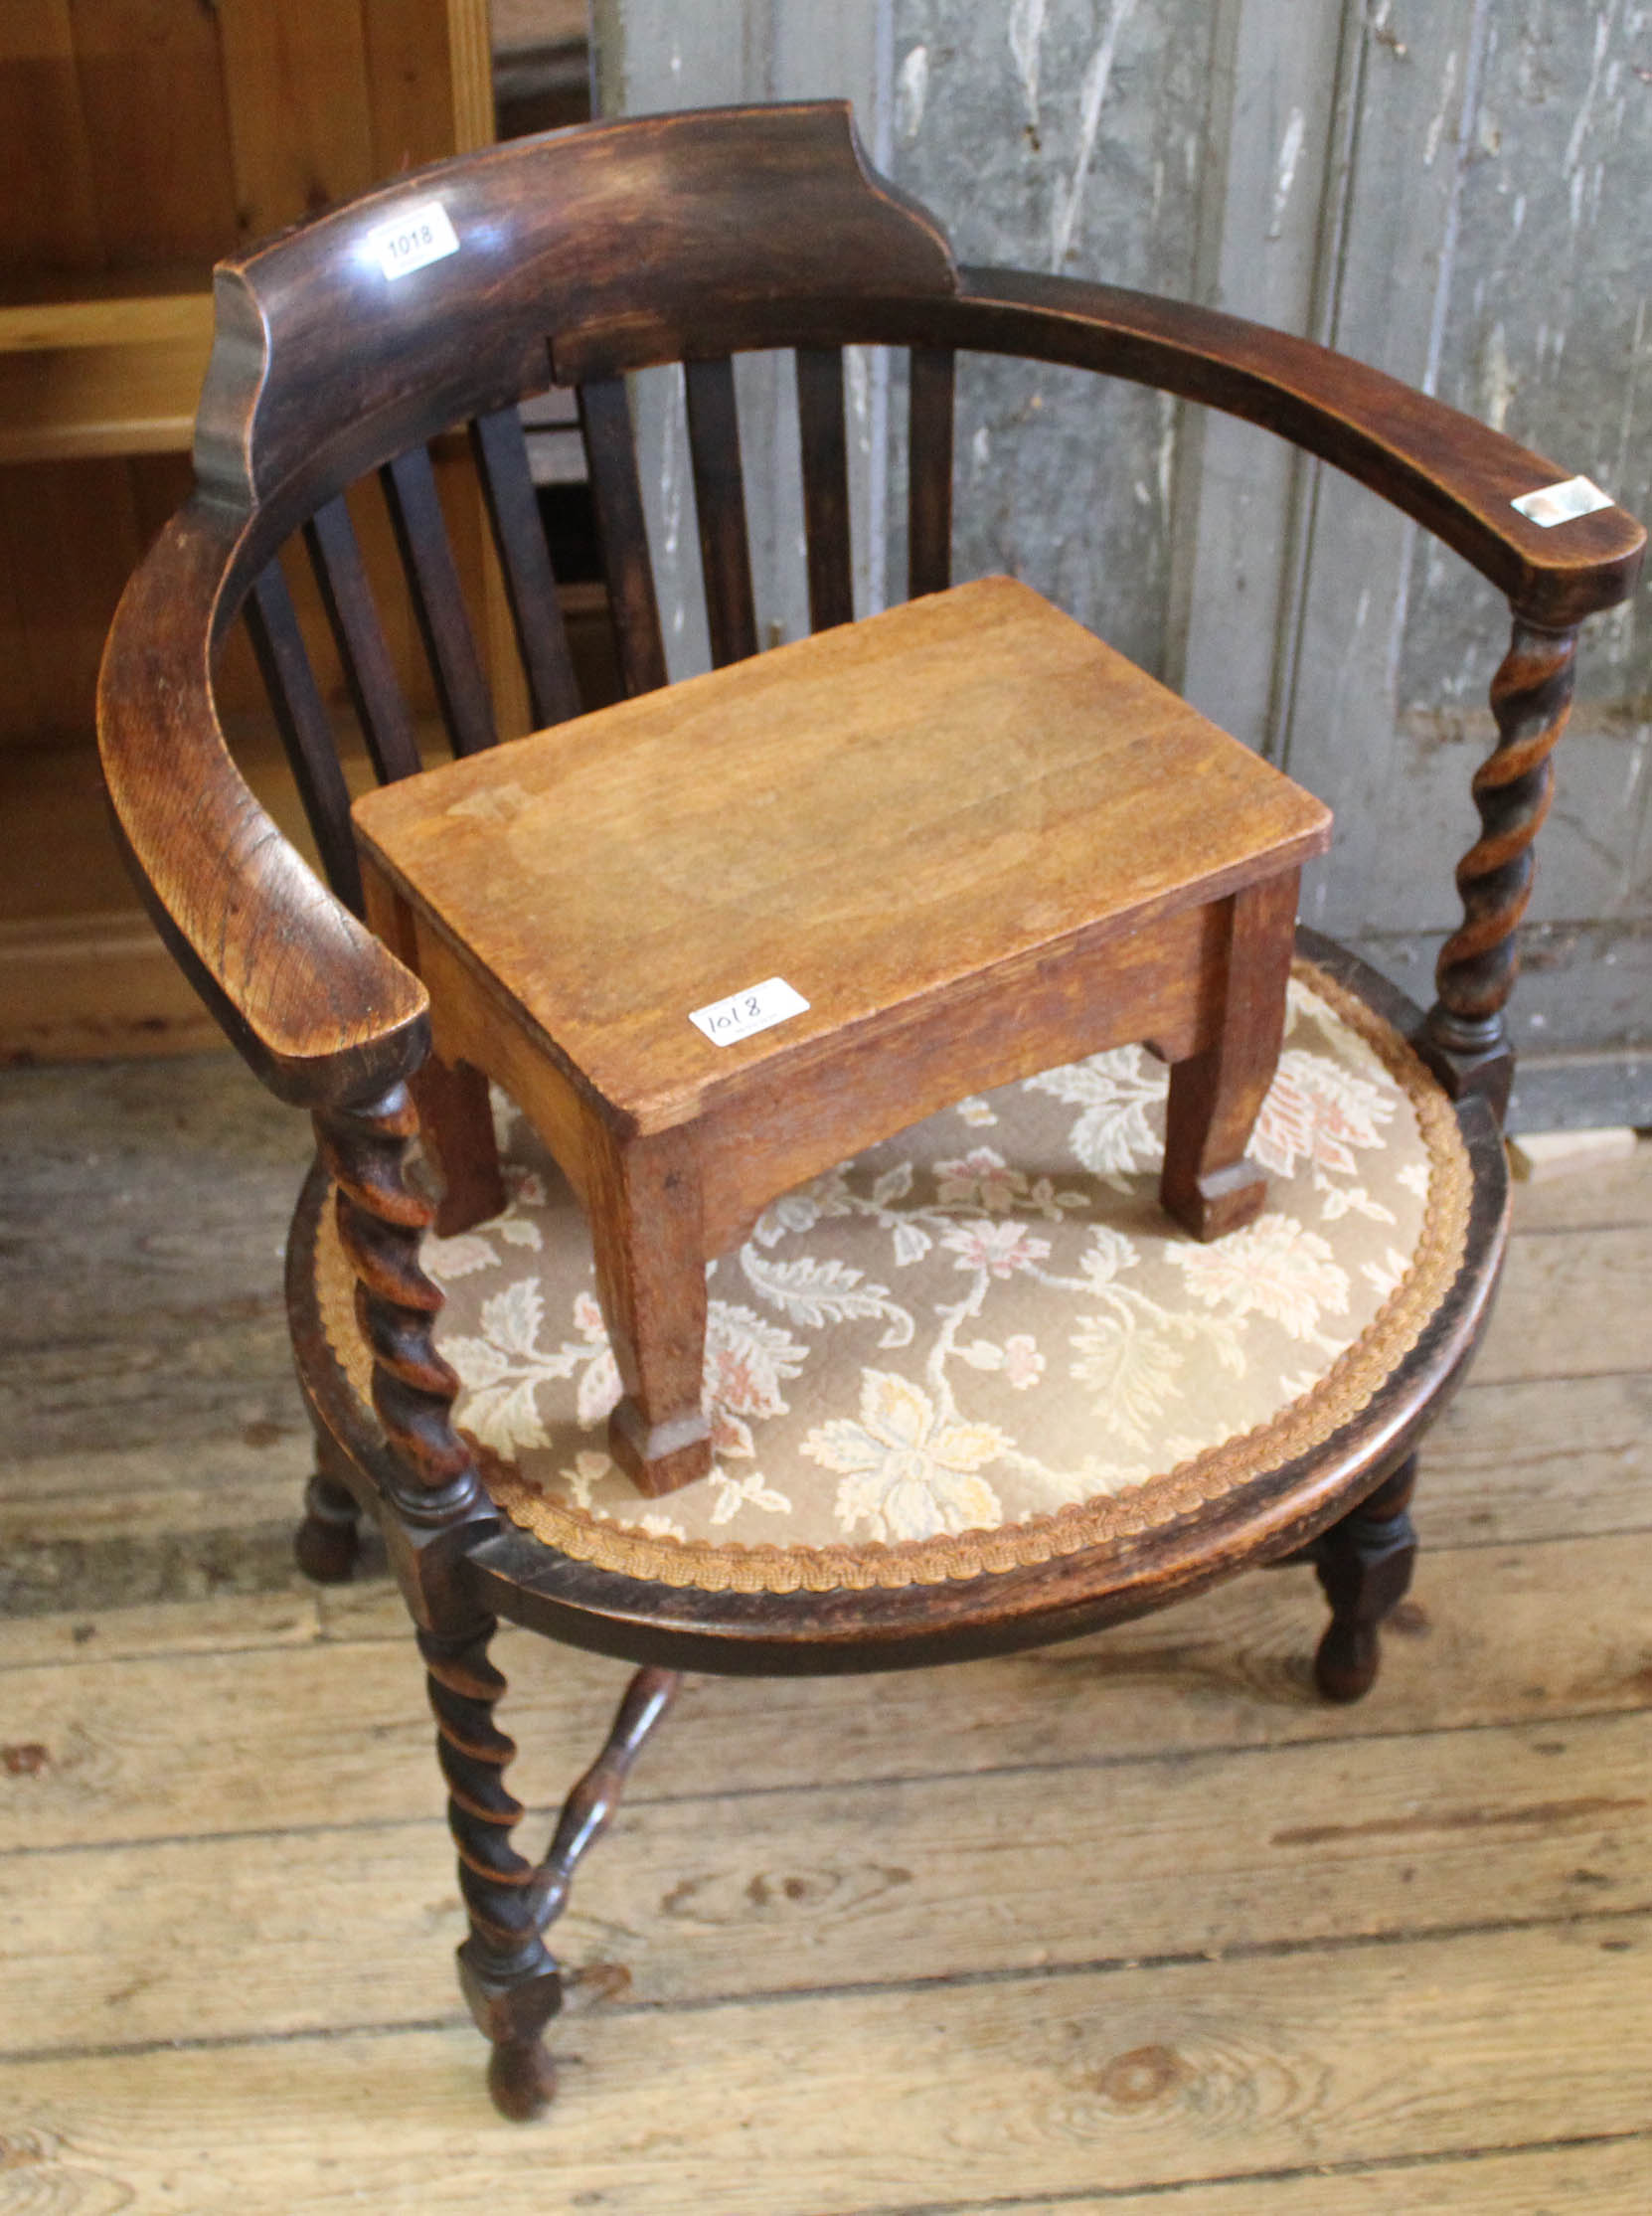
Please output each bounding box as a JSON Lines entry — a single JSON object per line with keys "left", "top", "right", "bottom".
{"left": 421, "top": 1615, "right": 564, "bottom": 2120}
{"left": 422, "top": 1622, "right": 681, "bottom": 2122}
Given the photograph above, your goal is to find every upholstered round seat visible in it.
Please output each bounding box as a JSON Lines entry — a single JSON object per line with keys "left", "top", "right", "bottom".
{"left": 302, "top": 960, "right": 1476, "bottom": 1619}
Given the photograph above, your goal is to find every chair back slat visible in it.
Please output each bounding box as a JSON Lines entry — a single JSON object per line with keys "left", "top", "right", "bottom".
{"left": 795, "top": 348, "right": 853, "bottom": 632}
{"left": 684, "top": 357, "right": 758, "bottom": 667}
{"left": 379, "top": 444, "right": 497, "bottom": 757}
{"left": 243, "top": 561, "right": 364, "bottom": 912}
{"left": 908, "top": 347, "right": 955, "bottom": 599}
{"left": 469, "top": 404, "right": 583, "bottom": 728}
{"left": 578, "top": 375, "right": 668, "bottom": 697}
{"left": 301, "top": 495, "right": 424, "bottom": 783}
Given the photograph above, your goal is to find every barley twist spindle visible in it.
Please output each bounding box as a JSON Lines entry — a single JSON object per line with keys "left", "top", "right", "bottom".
{"left": 312, "top": 1081, "right": 477, "bottom": 1519}
{"left": 1423, "top": 616, "right": 1578, "bottom": 1106}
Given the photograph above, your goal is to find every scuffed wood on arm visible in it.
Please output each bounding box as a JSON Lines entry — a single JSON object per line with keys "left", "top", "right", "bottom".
{"left": 954, "top": 268, "right": 1644, "bottom": 626}
{"left": 97, "top": 499, "right": 429, "bottom": 1108}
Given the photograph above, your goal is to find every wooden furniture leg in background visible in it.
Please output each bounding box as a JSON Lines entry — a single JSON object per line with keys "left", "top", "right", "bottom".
{"left": 1312, "top": 1455, "right": 1419, "bottom": 1702}
{"left": 293, "top": 1425, "right": 365, "bottom": 1585}
{"left": 1160, "top": 871, "right": 1299, "bottom": 1241}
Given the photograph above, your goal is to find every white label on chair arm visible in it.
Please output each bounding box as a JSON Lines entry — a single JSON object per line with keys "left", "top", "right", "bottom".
{"left": 367, "top": 201, "right": 460, "bottom": 281}
{"left": 1511, "top": 474, "right": 1614, "bottom": 527}
{"left": 690, "top": 977, "right": 810, "bottom": 1047}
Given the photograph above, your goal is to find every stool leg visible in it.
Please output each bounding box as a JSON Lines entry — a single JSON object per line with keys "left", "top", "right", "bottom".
{"left": 586, "top": 1120, "right": 713, "bottom": 1496}
{"left": 1312, "top": 1455, "right": 1418, "bottom": 1702}
{"left": 1161, "top": 872, "right": 1298, "bottom": 1242}
{"left": 412, "top": 1054, "right": 506, "bottom": 1238}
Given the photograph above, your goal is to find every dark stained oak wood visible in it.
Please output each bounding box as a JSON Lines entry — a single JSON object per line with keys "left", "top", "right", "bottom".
{"left": 577, "top": 375, "right": 668, "bottom": 697}
{"left": 241, "top": 559, "right": 363, "bottom": 913}
{"left": 795, "top": 346, "right": 854, "bottom": 632}
{"left": 907, "top": 345, "right": 954, "bottom": 597}
{"left": 291, "top": 1429, "right": 366, "bottom": 1586}
{"left": 309, "top": 1084, "right": 476, "bottom": 1509}
{"left": 1312, "top": 1454, "right": 1419, "bottom": 1702}
{"left": 100, "top": 505, "right": 431, "bottom": 1108}
{"left": 193, "top": 104, "right": 958, "bottom": 511}
{"left": 683, "top": 357, "right": 758, "bottom": 667}
{"left": 93, "top": 96, "right": 1642, "bottom": 2123}
{"left": 379, "top": 443, "right": 497, "bottom": 758}
{"left": 1420, "top": 618, "right": 1579, "bottom": 1115}
{"left": 302, "top": 494, "right": 424, "bottom": 785}
{"left": 422, "top": 1610, "right": 563, "bottom": 2121}
{"left": 469, "top": 403, "right": 583, "bottom": 729}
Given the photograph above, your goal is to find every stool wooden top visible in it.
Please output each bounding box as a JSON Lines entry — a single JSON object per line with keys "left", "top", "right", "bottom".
{"left": 353, "top": 576, "right": 1330, "bottom": 1131}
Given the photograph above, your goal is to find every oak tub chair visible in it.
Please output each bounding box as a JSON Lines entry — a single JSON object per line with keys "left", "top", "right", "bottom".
{"left": 97, "top": 103, "right": 1643, "bottom": 2120}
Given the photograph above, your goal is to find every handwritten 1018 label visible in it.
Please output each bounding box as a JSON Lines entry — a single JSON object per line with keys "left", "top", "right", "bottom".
{"left": 367, "top": 200, "right": 460, "bottom": 281}
{"left": 689, "top": 977, "right": 810, "bottom": 1047}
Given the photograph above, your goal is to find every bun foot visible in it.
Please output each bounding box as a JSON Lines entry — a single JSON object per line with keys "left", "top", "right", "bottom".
{"left": 293, "top": 1470, "right": 361, "bottom": 1584}
{"left": 488, "top": 2038, "right": 557, "bottom": 2121}
{"left": 1313, "top": 1618, "right": 1379, "bottom": 1703}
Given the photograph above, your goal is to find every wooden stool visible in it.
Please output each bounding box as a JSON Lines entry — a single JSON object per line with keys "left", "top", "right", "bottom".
{"left": 353, "top": 577, "right": 1331, "bottom": 1498}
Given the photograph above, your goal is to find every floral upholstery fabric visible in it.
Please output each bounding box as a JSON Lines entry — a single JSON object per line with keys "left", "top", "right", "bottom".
{"left": 312, "top": 963, "right": 1469, "bottom": 1593}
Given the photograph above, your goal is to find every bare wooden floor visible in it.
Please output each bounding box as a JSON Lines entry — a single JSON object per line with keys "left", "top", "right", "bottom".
{"left": 1, "top": 1056, "right": 1649, "bottom": 2213}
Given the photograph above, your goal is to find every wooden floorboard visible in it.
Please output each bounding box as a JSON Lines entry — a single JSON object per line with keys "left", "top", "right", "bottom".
{"left": 2, "top": 1922, "right": 1650, "bottom": 2213}
{"left": 0, "top": 1055, "right": 1648, "bottom": 2211}
{"left": 5, "top": 1707, "right": 1646, "bottom": 2056}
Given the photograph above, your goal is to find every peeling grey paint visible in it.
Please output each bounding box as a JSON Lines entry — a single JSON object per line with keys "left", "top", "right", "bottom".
{"left": 1049, "top": 0, "right": 1139, "bottom": 271}
{"left": 1266, "top": 105, "right": 1305, "bottom": 240}
{"left": 892, "top": 0, "right": 1212, "bottom": 669}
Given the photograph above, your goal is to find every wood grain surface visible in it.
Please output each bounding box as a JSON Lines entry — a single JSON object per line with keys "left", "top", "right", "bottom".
{"left": 353, "top": 576, "right": 1330, "bottom": 1128}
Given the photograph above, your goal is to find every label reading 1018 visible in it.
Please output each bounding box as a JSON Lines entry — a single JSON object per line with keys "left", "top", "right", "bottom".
{"left": 689, "top": 977, "right": 810, "bottom": 1048}
{"left": 367, "top": 200, "right": 460, "bottom": 281}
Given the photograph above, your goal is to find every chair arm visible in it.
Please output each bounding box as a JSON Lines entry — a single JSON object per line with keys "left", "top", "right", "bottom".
{"left": 98, "top": 499, "right": 429, "bottom": 1108}
{"left": 955, "top": 268, "right": 1644, "bottom": 627}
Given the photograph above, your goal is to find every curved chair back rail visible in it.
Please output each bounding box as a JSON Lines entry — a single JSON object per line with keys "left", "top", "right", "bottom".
{"left": 99, "top": 98, "right": 1645, "bottom": 1113}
